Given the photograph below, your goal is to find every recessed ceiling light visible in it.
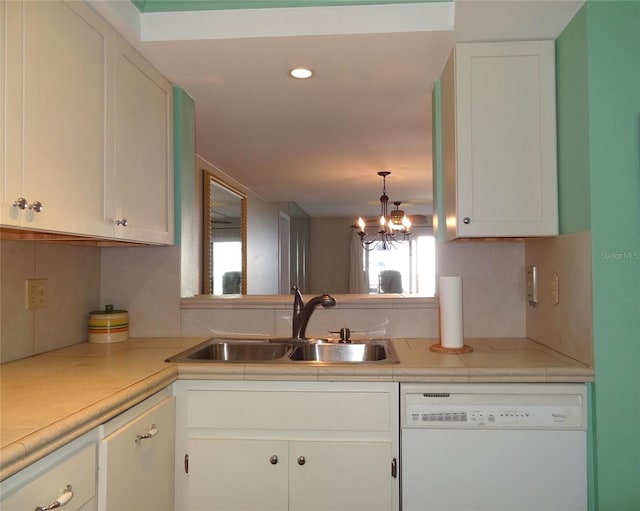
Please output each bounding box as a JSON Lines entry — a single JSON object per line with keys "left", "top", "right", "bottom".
{"left": 289, "top": 67, "right": 314, "bottom": 79}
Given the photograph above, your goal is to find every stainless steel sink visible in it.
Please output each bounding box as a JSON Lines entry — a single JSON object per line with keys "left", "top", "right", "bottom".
{"left": 166, "top": 339, "right": 294, "bottom": 363}
{"left": 288, "top": 341, "right": 397, "bottom": 363}
{"left": 166, "top": 338, "right": 398, "bottom": 364}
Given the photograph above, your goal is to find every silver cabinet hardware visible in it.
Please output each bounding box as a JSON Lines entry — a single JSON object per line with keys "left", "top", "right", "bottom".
{"left": 297, "top": 456, "right": 306, "bottom": 466}
{"left": 463, "top": 217, "right": 471, "bottom": 224}
{"left": 29, "top": 200, "right": 44, "bottom": 212}
{"left": 115, "top": 218, "right": 128, "bottom": 227}
{"left": 35, "top": 485, "right": 73, "bottom": 511}
{"left": 184, "top": 454, "right": 189, "bottom": 474}
{"left": 391, "top": 458, "right": 398, "bottom": 479}
{"left": 269, "top": 455, "right": 278, "bottom": 465}
{"left": 12, "top": 198, "right": 28, "bottom": 209}
{"left": 135, "top": 424, "right": 158, "bottom": 443}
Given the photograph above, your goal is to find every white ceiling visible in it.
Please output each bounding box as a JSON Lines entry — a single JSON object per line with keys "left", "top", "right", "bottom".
{"left": 90, "top": 0, "right": 584, "bottom": 218}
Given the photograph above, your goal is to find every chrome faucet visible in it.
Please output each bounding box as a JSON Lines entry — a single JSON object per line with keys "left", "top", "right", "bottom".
{"left": 291, "top": 286, "right": 337, "bottom": 340}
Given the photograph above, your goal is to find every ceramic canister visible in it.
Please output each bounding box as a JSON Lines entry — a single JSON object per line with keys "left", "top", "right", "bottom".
{"left": 88, "top": 305, "right": 128, "bottom": 343}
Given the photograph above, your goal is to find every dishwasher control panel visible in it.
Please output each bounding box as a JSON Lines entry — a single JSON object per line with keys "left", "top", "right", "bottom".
{"left": 401, "top": 383, "right": 587, "bottom": 430}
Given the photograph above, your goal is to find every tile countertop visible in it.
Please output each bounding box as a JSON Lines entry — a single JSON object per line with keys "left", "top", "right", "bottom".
{"left": 0, "top": 336, "right": 592, "bottom": 481}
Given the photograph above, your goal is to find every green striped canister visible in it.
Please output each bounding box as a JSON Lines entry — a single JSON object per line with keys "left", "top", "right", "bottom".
{"left": 88, "top": 305, "right": 128, "bottom": 343}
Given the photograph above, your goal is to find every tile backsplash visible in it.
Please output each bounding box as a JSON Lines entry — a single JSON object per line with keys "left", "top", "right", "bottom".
{"left": 0, "top": 240, "right": 100, "bottom": 363}
{"left": 1, "top": 234, "right": 593, "bottom": 365}
{"left": 525, "top": 231, "right": 593, "bottom": 365}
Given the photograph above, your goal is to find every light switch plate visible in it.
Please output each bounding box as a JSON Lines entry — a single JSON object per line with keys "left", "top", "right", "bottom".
{"left": 526, "top": 266, "right": 537, "bottom": 306}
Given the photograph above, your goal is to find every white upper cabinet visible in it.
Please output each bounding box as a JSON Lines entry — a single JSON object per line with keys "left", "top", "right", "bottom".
{"left": 1, "top": 0, "right": 113, "bottom": 238}
{"left": 1, "top": 0, "right": 174, "bottom": 244}
{"left": 108, "top": 36, "right": 174, "bottom": 244}
{"left": 440, "top": 41, "right": 558, "bottom": 240}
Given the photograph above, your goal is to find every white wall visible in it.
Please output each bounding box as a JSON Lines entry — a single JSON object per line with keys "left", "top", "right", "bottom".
{"left": 246, "top": 196, "right": 286, "bottom": 295}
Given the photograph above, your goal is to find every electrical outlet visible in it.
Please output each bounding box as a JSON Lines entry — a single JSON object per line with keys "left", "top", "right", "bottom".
{"left": 550, "top": 271, "right": 560, "bottom": 306}
{"left": 26, "top": 278, "right": 48, "bottom": 310}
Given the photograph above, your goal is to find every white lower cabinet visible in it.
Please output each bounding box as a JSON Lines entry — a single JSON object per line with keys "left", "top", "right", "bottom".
{"left": 174, "top": 381, "right": 400, "bottom": 511}
{"left": 99, "top": 392, "right": 175, "bottom": 511}
{"left": 187, "top": 439, "right": 288, "bottom": 511}
{"left": 0, "top": 430, "right": 99, "bottom": 511}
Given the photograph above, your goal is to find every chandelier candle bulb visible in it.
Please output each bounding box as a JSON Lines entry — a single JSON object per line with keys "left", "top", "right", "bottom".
{"left": 431, "top": 276, "right": 472, "bottom": 353}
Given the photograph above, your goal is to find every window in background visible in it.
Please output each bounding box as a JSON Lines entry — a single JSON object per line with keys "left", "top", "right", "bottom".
{"left": 212, "top": 241, "right": 242, "bottom": 294}
{"left": 366, "top": 235, "right": 436, "bottom": 296}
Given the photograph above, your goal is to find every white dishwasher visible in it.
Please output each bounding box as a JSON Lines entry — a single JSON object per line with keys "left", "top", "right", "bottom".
{"left": 400, "top": 383, "right": 588, "bottom": 511}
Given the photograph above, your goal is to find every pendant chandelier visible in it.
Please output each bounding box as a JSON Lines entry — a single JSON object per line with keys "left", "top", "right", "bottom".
{"left": 355, "top": 171, "right": 412, "bottom": 251}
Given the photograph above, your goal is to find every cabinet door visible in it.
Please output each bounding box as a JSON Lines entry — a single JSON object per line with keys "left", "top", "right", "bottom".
{"left": 445, "top": 41, "right": 558, "bottom": 239}
{"left": 1, "top": 0, "right": 112, "bottom": 236}
{"left": 100, "top": 397, "right": 175, "bottom": 511}
{"left": 109, "top": 36, "right": 174, "bottom": 244}
{"left": 187, "top": 438, "right": 288, "bottom": 511}
{"left": 1, "top": 442, "right": 97, "bottom": 511}
{"left": 289, "top": 441, "right": 393, "bottom": 511}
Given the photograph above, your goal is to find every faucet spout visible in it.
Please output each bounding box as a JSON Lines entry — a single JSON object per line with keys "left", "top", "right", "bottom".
{"left": 291, "top": 288, "right": 337, "bottom": 340}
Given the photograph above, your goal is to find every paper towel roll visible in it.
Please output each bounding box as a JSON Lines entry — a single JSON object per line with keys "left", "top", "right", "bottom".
{"left": 439, "top": 276, "right": 464, "bottom": 349}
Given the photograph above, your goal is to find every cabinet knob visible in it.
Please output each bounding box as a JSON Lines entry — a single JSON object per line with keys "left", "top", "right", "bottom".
{"left": 115, "top": 218, "right": 128, "bottom": 227}
{"left": 270, "top": 455, "right": 278, "bottom": 465}
{"left": 12, "top": 198, "right": 28, "bottom": 210}
{"left": 135, "top": 424, "right": 159, "bottom": 443}
{"left": 297, "top": 456, "right": 306, "bottom": 466}
{"left": 35, "top": 484, "right": 74, "bottom": 510}
{"left": 29, "top": 200, "right": 44, "bottom": 213}
{"left": 463, "top": 217, "right": 471, "bottom": 224}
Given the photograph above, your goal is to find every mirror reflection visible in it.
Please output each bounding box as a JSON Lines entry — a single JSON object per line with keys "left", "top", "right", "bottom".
{"left": 203, "top": 171, "right": 247, "bottom": 295}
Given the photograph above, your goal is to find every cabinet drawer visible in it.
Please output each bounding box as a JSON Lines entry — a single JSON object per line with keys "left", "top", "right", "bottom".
{"left": 1, "top": 443, "right": 96, "bottom": 511}
{"left": 187, "top": 389, "right": 391, "bottom": 432}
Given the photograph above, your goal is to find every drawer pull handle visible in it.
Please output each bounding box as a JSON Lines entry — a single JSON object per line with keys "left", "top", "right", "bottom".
{"left": 297, "top": 456, "right": 306, "bottom": 466}
{"left": 135, "top": 424, "right": 159, "bottom": 443}
{"left": 35, "top": 484, "right": 73, "bottom": 511}
{"left": 270, "top": 455, "right": 278, "bottom": 465}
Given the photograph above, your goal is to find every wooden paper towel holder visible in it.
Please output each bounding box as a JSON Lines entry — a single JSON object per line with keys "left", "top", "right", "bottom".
{"left": 429, "top": 343, "right": 473, "bottom": 354}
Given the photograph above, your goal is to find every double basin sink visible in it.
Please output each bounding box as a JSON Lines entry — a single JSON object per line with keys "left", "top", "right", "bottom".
{"left": 166, "top": 338, "right": 398, "bottom": 364}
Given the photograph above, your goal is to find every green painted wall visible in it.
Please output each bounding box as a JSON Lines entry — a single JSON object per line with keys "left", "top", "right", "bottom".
{"left": 558, "top": 2, "right": 640, "bottom": 509}
{"left": 431, "top": 79, "right": 445, "bottom": 241}
{"left": 173, "top": 88, "right": 197, "bottom": 297}
{"left": 556, "top": 6, "right": 591, "bottom": 234}
{"left": 132, "top": 0, "right": 448, "bottom": 13}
